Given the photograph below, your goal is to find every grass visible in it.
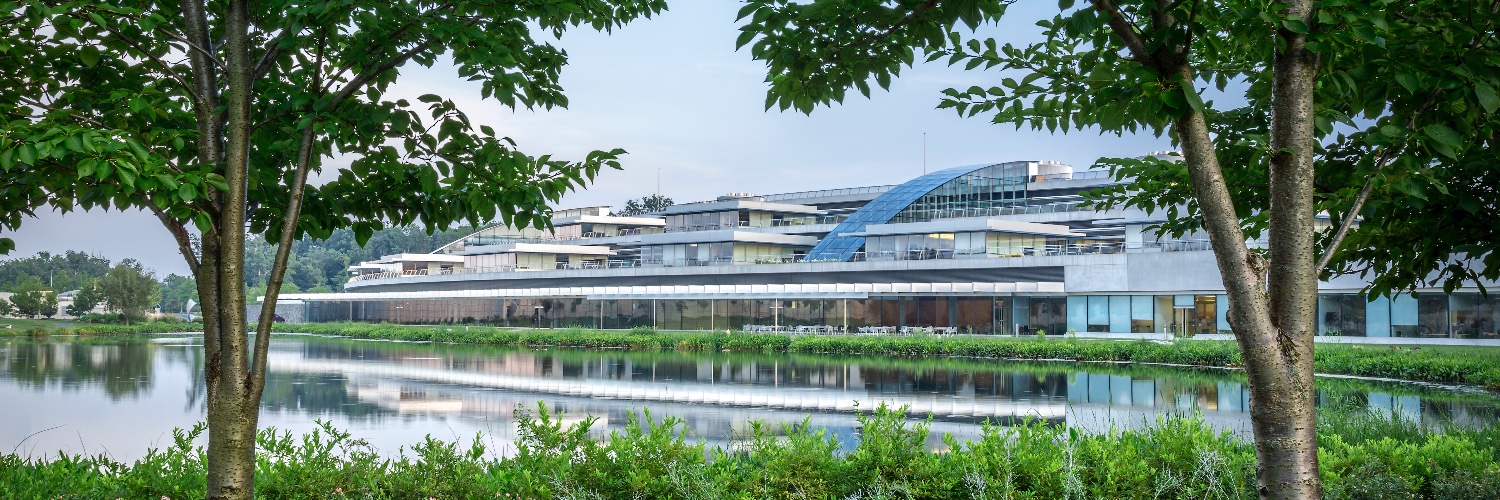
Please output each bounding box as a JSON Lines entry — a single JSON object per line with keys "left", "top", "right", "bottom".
{"left": 3, "top": 403, "right": 1497, "bottom": 499}
{"left": 0, "top": 317, "right": 65, "bottom": 331}
{"left": 11, "top": 320, "right": 1500, "bottom": 391}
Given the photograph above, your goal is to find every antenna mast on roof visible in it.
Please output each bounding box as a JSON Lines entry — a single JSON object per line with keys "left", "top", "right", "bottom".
{"left": 923, "top": 132, "right": 927, "bottom": 175}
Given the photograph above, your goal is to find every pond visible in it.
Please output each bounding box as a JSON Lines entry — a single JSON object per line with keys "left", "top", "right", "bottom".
{"left": 3, "top": 334, "right": 1498, "bottom": 461}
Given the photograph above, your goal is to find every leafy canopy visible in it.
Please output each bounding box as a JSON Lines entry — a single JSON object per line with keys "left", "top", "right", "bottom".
{"left": 100, "top": 261, "right": 161, "bottom": 322}
{"left": 736, "top": 0, "right": 1500, "bottom": 296}
{"left": 2, "top": 0, "right": 668, "bottom": 255}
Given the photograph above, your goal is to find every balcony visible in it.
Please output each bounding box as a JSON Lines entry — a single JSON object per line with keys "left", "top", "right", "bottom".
{"left": 348, "top": 239, "right": 1221, "bottom": 284}
{"left": 660, "top": 215, "right": 849, "bottom": 233}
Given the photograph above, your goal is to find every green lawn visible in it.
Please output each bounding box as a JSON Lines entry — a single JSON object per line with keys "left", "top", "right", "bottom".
{"left": 0, "top": 317, "right": 64, "bottom": 331}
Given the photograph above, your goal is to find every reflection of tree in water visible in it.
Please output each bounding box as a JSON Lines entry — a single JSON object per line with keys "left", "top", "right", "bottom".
{"left": 0, "top": 339, "right": 157, "bottom": 400}
{"left": 259, "top": 372, "right": 390, "bottom": 421}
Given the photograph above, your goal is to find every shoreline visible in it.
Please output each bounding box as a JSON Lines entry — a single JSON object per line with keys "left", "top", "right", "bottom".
{"left": 8, "top": 321, "right": 1500, "bottom": 391}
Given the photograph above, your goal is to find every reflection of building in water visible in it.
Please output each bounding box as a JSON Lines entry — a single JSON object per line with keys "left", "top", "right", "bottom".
{"left": 350, "top": 380, "right": 464, "bottom": 414}
{"left": 270, "top": 338, "right": 1500, "bottom": 442}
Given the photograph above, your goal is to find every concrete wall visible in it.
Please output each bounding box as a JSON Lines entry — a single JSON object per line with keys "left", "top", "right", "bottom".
{"left": 247, "top": 301, "right": 306, "bottom": 323}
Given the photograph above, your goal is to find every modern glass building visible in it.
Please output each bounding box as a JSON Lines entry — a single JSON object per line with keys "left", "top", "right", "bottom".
{"left": 279, "top": 158, "right": 1499, "bottom": 340}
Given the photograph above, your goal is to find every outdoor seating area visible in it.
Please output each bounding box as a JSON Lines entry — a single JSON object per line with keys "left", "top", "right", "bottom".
{"left": 740, "top": 324, "right": 846, "bottom": 334}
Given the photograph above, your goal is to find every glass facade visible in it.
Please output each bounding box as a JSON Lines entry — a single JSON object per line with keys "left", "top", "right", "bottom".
{"left": 1325, "top": 292, "right": 1498, "bottom": 339}
{"left": 640, "top": 242, "right": 805, "bottom": 266}
{"left": 864, "top": 232, "right": 1067, "bottom": 260}
{"left": 303, "top": 292, "right": 1492, "bottom": 339}
{"left": 805, "top": 162, "right": 1029, "bottom": 262}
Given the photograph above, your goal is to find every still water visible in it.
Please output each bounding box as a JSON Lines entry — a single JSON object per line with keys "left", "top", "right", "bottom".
{"left": 3, "top": 334, "right": 1498, "bottom": 461}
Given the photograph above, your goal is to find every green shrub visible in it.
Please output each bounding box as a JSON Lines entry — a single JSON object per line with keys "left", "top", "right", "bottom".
{"left": 4, "top": 407, "right": 1499, "bottom": 500}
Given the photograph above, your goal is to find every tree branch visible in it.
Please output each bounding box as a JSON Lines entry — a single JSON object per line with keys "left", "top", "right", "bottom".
{"left": 1092, "top": 0, "right": 1153, "bottom": 65}
{"left": 250, "top": 28, "right": 327, "bottom": 394}
{"left": 149, "top": 202, "right": 201, "bottom": 275}
{"left": 150, "top": 22, "right": 225, "bottom": 69}
{"left": 832, "top": 0, "right": 938, "bottom": 54}
{"left": 1316, "top": 88, "right": 1443, "bottom": 274}
{"left": 86, "top": 20, "right": 204, "bottom": 103}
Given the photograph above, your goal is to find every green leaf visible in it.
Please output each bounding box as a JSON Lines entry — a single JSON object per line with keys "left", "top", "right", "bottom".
{"left": 1395, "top": 73, "right": 1419, "bottom": 93}
{"left": 193, "top": 214, "right": 212, "bottom": 234}
{"left": 1422, "top": 124, "right": 1464, "bottom": 149}
{"left": 16, "top": 144, "right": 35, "bottom": 165}
{"left": 179, "top": 183, "right": 197, "bottom": 202}
{"left": 77, "top": 158, "right": 97, "bottom": 178}
{"left": 79, "top": 45, "right": 100, "bottom": 67}
{"left": 1181, "top": 86, "right": 1205, "bottom": 114}
{"left": 1475, "top": 82, "right": 1499, "bottom": 115}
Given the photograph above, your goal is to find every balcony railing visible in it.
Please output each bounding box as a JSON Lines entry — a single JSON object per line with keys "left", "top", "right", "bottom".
{"left": 1030, "top": 170, "right": 1112, "bottom": 182}
{"left": 762, "top": 185, "right": 895, "bottom": 202}
{"left": 662, "top": 216, "right": 848, "bottom": 233}
{"left": 350, "top": 239, "right": 1221, "bottom": 283}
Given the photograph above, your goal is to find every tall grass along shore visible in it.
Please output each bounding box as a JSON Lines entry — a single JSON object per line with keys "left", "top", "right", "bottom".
{"left": 9, "top": 321, "right": 1500, "bottom": 390}
{"left": 4, "top": 404, "right": 1498, "bottom": 499}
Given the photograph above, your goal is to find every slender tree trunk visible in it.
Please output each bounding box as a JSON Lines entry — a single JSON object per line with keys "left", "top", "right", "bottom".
{"left": 204, "top": 0, "right": 258, "bottom": 498}
{"left": 1254, "top": 0, "right": 1322, "bottom": 496}
{"left": 1171, "top": 57, "right": 1319, "bottom": 498}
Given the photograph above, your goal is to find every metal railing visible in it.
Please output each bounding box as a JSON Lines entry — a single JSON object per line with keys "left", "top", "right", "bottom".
{"left": 1030, "top": 170, "right": 1112, "bottom": 182}
{"left": 350, "top": 239, "right": 1222, "bottom": 283}
{"left": 927, "top": 201, "right": 1098, "bottom": 221}
{"left": 347, "top": 265, "right": 519, "bottom": 283}
{"left": 762, "top": 185, "right": 896, "bottom": 202}
{"left": 661, "top": 216, "right": 848, "bottom": 233}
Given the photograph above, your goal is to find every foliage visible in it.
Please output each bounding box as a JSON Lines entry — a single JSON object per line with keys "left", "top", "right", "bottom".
{"left": 5, "top": 404, "right": 1499, "bottom": 499}
{"left": 0, "top": 250, "right": 111, "bottom": 293}
{"left": 37, "top": 291, "right": 57, "bottom": 318}
{"left": 733, "top": 0, "right": 1500, "bottom": 297}
{"left": 99, "top": 261, "right": 161, "bottom": 324}
{"left": 159, "top": 273, "right": 197, "bottom": 313}
{"left": 3, "top": 0, "right": 667, "bottom": 492}
{"left": 65, "top": 279, "right": 102, "bottom": 316}
{"left": 0, "top": 296, "right": 12, "bottom": 317}
{"left": 615, "top": 194, "right": 675, "bottom": 216}
{"left": 7, "top": 275, "right": 51, "bottom": 318}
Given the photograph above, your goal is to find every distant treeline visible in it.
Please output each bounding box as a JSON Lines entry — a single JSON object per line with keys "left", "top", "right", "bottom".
{"left": 244, "top": 225, "right": 477, "bottom": 296}
{"left": 1, "top": 225, "right": 478, "bottom": 310}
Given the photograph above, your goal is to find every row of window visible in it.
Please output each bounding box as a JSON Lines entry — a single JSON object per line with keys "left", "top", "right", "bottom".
{"left": 302, "top": 293, "right": 1499, "bottom": 339}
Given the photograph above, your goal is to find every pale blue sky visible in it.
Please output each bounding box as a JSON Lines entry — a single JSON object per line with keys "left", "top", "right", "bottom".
{"left": 7, "top": 2, "right": 1171, "bottom": 277}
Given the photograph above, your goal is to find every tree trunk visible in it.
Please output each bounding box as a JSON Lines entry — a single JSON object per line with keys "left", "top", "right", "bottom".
{"left": 1171, "top": 48, "right": 1320, "bottom": 496}
{"left": 202, "top": 0, "right": 262, "bottom": 498}
{"left": 205, "top": 370, "right": 257, "bottom": 498}
{"left": 1254, "top": 0, "right": 1322, "bottom": 496}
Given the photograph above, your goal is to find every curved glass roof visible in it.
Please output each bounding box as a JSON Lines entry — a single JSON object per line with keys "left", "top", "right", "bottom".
{"left": 804, "top": 163, "right": 1020, "bottom": 262}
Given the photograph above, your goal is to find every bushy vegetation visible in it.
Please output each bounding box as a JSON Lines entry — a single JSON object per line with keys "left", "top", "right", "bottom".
{"left": 4, "top": 404, "right": 1497, "bottom": 499}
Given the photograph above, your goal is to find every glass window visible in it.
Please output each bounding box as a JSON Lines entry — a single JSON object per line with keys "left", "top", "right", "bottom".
{"left": 1067, "top": 296, "right": 1087, "bottom": 333}
{"left": 1191, "top": 295, "right": 1217, "bottom": 335}
{"left": 1217, "top": 294, "right": 1230, "bottom": 333}
{"left": 1131, "top": 295, "right": 1154, "bottom": 333}
{"left": 1155, "top": 296, "right": 1175, "bottom": 334}
{"left": 1109, "top": 296, "right": 1131, "bottom": 333}
{"left": 1086, "top": 295, "right": 1110, "bottom": 332}
{"left": 1451, "top": 293, "right": 1500, "bottom": 339}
